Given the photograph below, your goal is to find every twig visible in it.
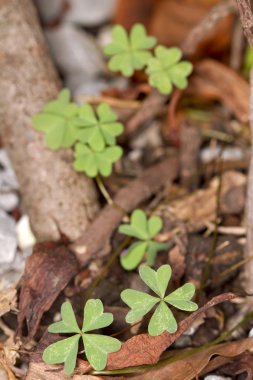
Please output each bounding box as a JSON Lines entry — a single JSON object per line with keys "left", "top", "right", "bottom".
{"left": 181, "top": 0, "right": 237, "bottom": 56}
{"left": 70, "top": 155, "right": 179, "bottom": 266}
{"left": 75, "top": 95, "right": 141, "bottom": 109}
{"left": 126, "top": 90, "right": 166, "bottom": 135}
{"left": 236, "top": 0, "right": 253, "bottom": 46}
{"left": 236, "top": 0, "right": 253, "bottom": 293}
{"left": 230, "top": 16, "right": 245, "bottom": 70}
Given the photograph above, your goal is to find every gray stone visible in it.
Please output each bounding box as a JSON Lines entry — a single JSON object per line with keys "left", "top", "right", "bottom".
{"left": 45, "top": 24, "right": 106, "bottom": 77}
{"left": 0, "top": 149, "right": 19, "bottom": 192}
{"left": 63, "top": 0, "right": 116, "bottom": 26}
{"left": 34, "top": 0, "right": 63, "bottom": 24}
{"left": 0, "top": 192, "right": 19, "bottom": 212}
{"left": 0, "top": 210, "right": 17, "bottom": 265}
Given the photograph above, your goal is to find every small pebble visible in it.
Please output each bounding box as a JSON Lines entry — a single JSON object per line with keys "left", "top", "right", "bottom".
{"left": 204, "top": 376, "right": 232, "bottom": 380}
{"left": 16, "top": 215, "right": 36, "bottom": 250}
{"left": 63, "top": 0, "right": 116, "bottom": 26}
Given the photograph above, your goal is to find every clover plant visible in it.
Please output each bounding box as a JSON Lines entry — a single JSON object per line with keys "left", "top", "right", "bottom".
{"left": 77, "top": 103, "right": 124, "bottom": 151}
{"left": 74, "top": 143, "right": 122, "bottom": 177}
{"left": 119, "top": 209, "right": 167, "bottom": 270}
{"left": 146, "top": 46, "right": 193, "bottom": 95}
{"left": 32, "top": 89, "right": 79, "bottom": 150}
{"left": 104, "top": 24, "right": 156, "bottom": 77}
{"left": 104, "top": 24, "right": 193, "bottom": 95}
{"left": 121, "top": 265, "right": 198, "bottom": 336}
{"left": 32, "top": 89, "right": 124, "bottom": 178}
{"left": 43, "top": 299, "right": 121, "bottom": 374}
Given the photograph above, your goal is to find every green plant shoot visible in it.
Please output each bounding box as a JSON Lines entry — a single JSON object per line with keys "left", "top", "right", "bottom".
{"left": 32, "top": 89, "right": 79, "bottom": 149}
{"left": 43, "top": 300, "right": 121, "bottom": 374}
{"left": 104, "top": 24, "right": 156, "bottom": 77}
{"left": 146, "top": 46, "right": 193, "bottom": 95}
{"left": 118, "top": 209, "right": 167, "bottom": 270}
{"left": 121, "top": 265, "right": 198, "bottom": 336}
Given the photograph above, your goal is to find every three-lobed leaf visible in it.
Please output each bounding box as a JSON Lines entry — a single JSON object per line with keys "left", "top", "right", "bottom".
{"left": 43, "top": 335, "right": 80, "bottom": 375}
{"left": 82, "top": 334, "right": 121, "bottom": 371}
{"left": 146, "top": 46, "right": 193, "bottom": 95}
{"left": 121, "top": 289, "right": 159, "bottom": 323}
{"left": 121, "top": 265, "right": 198, "bottom": 336}
{"left": 139, "top": 265, "right": 171, "bottom": 298}
{"left": 104, "top": 24, "right": 156, "bottom": 77}
{"left": 48, "top": 302, "right": 81, "bottom": 334}
{"left": 77, "top": 103, "right": 124, "bottom": 151}
{"left": 43, "top": 300, "right": 121, "bottom": 374}
{"left": 82, "top": 299, "right": 113, "bottom": 332}
{"left": 32, "top": 89, "right": 79, "bottom": 150}
{"left": 74, "top": 142, "right": 123, "bottom": 177}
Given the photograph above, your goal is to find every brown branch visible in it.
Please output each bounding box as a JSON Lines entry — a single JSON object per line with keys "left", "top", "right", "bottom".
{"left": 236, "top": 0, "right": 253, "bottom": 46}
{"left": 70, "top": 156, "right": 179, "bottom": 266}
{"left": 236, "top": 0, "right": 253, "bottom": 293}
{"left": 181, "top": 0, "right": 237, "bottom": 56}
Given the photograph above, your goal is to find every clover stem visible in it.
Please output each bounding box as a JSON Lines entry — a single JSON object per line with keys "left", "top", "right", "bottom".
{"left": 95, "top": 175, "right": 113, "bottom": 205}
{"left": 84, "top": 236, "right": 131, "bottom": 302}
{"left": 95, "top": 175, "right": 129, "bottom": 219}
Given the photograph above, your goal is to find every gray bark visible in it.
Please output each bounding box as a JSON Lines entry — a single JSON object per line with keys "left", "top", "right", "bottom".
{"left": 0, "top": 0, "right": 98, "bottom": 241}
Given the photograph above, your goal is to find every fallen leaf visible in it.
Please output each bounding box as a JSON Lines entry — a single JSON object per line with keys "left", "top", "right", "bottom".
{"left": 17, "top": 242, "right": 79, "bottom": 338}
{"left": 104, "top": 293, "right": 236, "bottom": 370}
{"left": 0, "top": 287, "right": 17, "bottom": 317}
{"left": 0, "top": 364, "right": 17, "bottom": 380}
{"left": 160, "top": 171, "right": 246, "bottom": 232}
{"left": 187, "top": 59, "right": 250, "bottom": 123}
{"left": 149, "top": 0, "right": 234, "bottom": 58}
{"left": 114, "top": 0, "right": 158, "bottom": 30}
{"left": 26, "top": 361, "right": 123, "bottom": 380}
{"left": 131, "top": 338, "right": 253, "bottom": 380}
{"left": 224, "top": 352, "right": 253, "bottom": 379}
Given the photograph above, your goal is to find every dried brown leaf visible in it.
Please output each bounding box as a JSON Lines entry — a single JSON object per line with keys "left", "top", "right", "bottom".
{"left": 187, "top": 59, "right": 250, "bottom": 122}
{"left": 131, "top": 338, "right": 253, "bottom": 380}
{"left": 0, "top": 362, "right": 17, "bottom": 380}
{"left": 104, "top": 293, "right": 236, "bottom": 370}
{"left": 0, "top": 287, "right": 17, "bottom": 317}
{"left": 18, "top": 242, "right": 79, "bottom": 338}
{"left": 162, "top": 171, "right": 246, "bottom": 232}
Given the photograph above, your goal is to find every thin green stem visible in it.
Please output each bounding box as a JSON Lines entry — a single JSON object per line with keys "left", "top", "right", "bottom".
{"left": 95, "top": 175, "right": 129, "bottom": 219}
{"left": 84, "top": 237, "right": 131, "bottom": 302}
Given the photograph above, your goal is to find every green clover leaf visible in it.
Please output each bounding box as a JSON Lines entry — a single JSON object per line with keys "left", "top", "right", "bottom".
{"left": 32, "top": 88, "right": 79, "bottom": 149}
{"left": 104, "top": 24, "right": 156, "bottom": 77}
{"left": 146, "top": 46, "right": 193, "bottom": 95}
{"left": 74, "top": 142, "right": 123, "bottom": 178}
{"left": 121, "top": 265, "right": 198, "bottom": 336}
{"left": 119, "top": 209, "right": 167, "bottom": 270}
{"left": 77, "top": 103, "right": 124, "bottom": 151}
{"left": 43, "top": 300, "right": 121, "bottom": 374}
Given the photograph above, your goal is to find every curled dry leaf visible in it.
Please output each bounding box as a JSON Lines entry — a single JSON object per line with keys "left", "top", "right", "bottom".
{"left": 187, "top": 59, "right": 249, "bottom": 123}
{"left": 0, "top": 364, "right": 17, "bottom": 380}
{"left": 131, "top": 338, "right": 253, "bottom": 380}
{"left": 18, "top": 242, "right": 79, "bottom": 338}
{"left": 26, "top": 361, "right": 123, "bottom": 380}
{"left": 160, "top": 171, "right": 246, "bottom": 233}
{"left": 224, "top": 352, "right": 253, "bottom": 379}
{"left": 105, "top": 293, "right": 236, "bottom": 370}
